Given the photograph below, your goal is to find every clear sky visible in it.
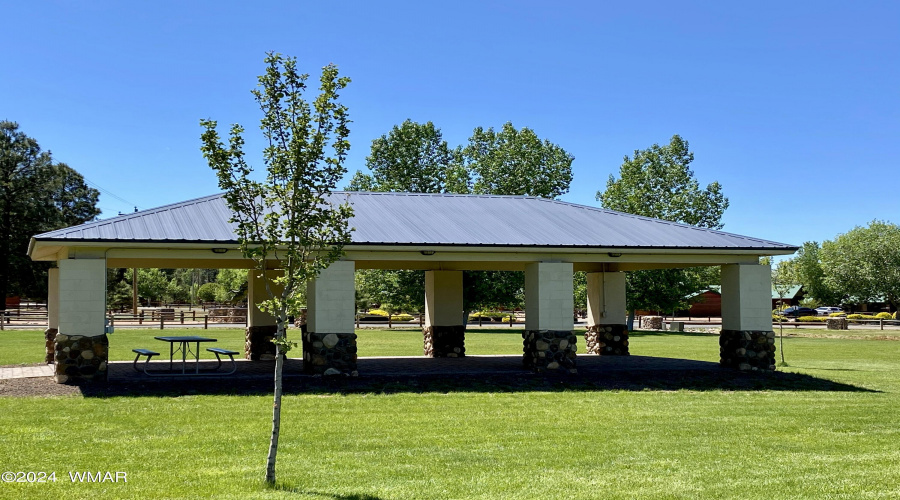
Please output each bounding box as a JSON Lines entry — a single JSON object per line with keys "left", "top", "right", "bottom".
{"left": 3, "top": 0, "right": 897, "bottom": 250}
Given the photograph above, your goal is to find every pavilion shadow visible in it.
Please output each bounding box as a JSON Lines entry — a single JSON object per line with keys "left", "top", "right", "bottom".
{"left": 78, "top": 355, "right": 874, "bottom": 397}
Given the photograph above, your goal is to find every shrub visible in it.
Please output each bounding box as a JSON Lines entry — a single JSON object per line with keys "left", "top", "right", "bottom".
{"left": 197, "top": 282, "right": 223, "bottom": 303}
{"left": 391, "top": 314, "right": 414, "bottom": 322}
{"left": 469, "top": 311, "right": 509, "bottom": 321}
{"left": 847, "top": 314, "right": 877, "bottom": 320}
{"left": 797, "top": 316, "right": 821, "bottom": 322}
{"left": 367, "top": 309, "right": 389, "bottom": 317}
{"left": 875, "top": 312, "right": 893, "bottom": 320}
{"left": 828, "top": 312, "right": 846, "bottom": 317}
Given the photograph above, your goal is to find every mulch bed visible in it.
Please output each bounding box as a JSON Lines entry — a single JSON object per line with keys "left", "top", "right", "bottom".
{"left": 0, "top": 377, "right": 81, "bottom": 398}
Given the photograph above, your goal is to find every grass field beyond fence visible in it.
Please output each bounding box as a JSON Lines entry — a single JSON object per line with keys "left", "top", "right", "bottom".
{"left": 2, "top": 328, "right": 900, "bottom": 499}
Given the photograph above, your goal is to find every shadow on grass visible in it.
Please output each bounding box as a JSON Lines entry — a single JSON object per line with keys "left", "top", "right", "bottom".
{"left": 628, "top": 330, "right": 720, "bottom": 338}
{"left": 268, "top": 484, "right": 382, "bottom": 500}
{"left": 77, "top": 355, "right": 875, "bottom": 398}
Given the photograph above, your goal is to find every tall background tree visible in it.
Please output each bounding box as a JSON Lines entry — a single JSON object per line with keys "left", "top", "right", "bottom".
{"left": 819, "top": 220, "right": 900, "bottom": 311}
{"left": 200, "top": 53, "right": 352, "bottom": 485}
{"left": 787, "top": 241, "right": 843, "bottom": 306}
{"left": 597, "top": 135, "right": 729, "bottom": 327}
{"left": 0, "top": 121, "right": 99, "bottom": 310}
{"left": 465, "top": 122, "right": 573, "bottom": 198}
{"left": 346, "top": 120, "right": 574, "bottom": 316}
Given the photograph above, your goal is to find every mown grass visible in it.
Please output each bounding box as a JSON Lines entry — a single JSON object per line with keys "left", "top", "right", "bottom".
{"left": 2, "top": 329, "right": 900, "bottom": 498}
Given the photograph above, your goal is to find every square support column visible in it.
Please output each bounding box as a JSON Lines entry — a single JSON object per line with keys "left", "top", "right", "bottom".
{"left": 523, "top": 262, "right": 577, "bottom": 372}
{"left": 245, "top": 269, "right": 283, "bottom": 361}
{"left": 55, "top": 259, "right": 108, "bottom": 383}
{"left": 585, "top": 272, "right": 629, "bottom": 355}
{"left": 423, "top": 270, "right": 465, "bottom": 357}
{"left": 45, "top": 267, "right": 60, "bottom": 363}
{"left": 304, "top": 261, "right": 357, "bottom": 375}
{"left": 720, "top": 263, "right": 776, "bottom": 371}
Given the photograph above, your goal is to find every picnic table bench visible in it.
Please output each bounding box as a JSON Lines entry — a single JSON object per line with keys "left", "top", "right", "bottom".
{"left": 131, "top": 337, "right": 238, "bottom": 377}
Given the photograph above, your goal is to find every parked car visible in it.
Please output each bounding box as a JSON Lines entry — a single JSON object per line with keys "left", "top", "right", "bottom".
{"left": 775, "top": 306, "right": 818, "bottom": 318}
{"left": 815, "top": 306, "right": 843, "bottom": 316}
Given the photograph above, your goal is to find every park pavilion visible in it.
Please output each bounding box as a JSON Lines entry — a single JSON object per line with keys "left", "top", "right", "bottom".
{"left": 28, "top": 191, "right": 797, "bottom": 383}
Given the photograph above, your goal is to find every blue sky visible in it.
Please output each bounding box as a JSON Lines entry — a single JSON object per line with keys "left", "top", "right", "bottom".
{"left": 3, "top": 0, "right": 897, "bottom": 250}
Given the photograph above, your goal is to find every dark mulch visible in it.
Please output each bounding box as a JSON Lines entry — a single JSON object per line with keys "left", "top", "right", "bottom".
{"left": 0, "top": 377, "right": 81, "bottom": 398}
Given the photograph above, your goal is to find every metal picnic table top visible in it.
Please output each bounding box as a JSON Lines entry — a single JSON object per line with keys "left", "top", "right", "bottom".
{"left": 154, "top": 336, "right": 218, "bottom": 343}
{"left": 154, "top": 336, "right": 219, "bottom": 375}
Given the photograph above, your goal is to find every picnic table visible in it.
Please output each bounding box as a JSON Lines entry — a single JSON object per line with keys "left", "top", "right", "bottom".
{"left": 155, "top": 336, "right": 217, "bottom": 374}
{"left": 131, "top": 336, "right": 239, "bottom": 377}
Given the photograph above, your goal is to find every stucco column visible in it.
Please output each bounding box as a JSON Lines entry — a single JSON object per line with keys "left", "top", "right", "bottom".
{"left": 44, "top": 267, "right": 60, "bottom": 364}
{"left": 55, "top": 258, "right": 108, "bottom": 383}
{"left": 523, "top": 262, "right": 577, "bottom": 372}
{"left": 245, "top": 269, "right": 283, "bottom": 361}
{"left": 585, "top": 272, "right": 629, "bottom": 355}
{"left": 720, "top": 263, "right": 776, "bottom": 371}
{"left": 423, "top": 270, "right": 465, "bottom": 357}
{"left": 304, "top": 260, "right": 357, "bottom": 375}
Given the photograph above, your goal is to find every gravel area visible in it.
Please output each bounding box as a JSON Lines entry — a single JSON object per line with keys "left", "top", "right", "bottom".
{"left": 0, "top": 377, "right": 81, "bottom": 398}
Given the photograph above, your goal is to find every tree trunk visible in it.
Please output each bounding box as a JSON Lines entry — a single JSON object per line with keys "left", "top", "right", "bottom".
{"left": 265, "top": 318, "right": 286, "bottom": 484}
{"left": 0, "top": 200, "right": 9, "bottom": 314}
{"left": 132, "top": 268, "right": 138, "bottom": 316}
{"left": 626, "top": 310, "right": 635, "bottom": 331}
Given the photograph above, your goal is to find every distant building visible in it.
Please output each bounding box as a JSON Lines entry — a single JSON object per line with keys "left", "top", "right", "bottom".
{"left": 677, "top": 284, "right": 804, "bottom": 317}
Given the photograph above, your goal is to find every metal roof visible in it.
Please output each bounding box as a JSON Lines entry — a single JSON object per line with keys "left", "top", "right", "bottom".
{"left": 31, "top": 192, "right": 798, "bottom": 251}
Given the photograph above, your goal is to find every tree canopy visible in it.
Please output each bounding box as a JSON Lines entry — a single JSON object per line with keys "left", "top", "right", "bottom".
{"left": 782, "top": 242, "right": 842, "bottom": 306}
{"left": 0, "top": 121, "right": 99, "bottom": 305}
{"left": 819, "top": 220, "right": 900, "bottom": 310}
{"left": 465, "top": 122, "right": 573, "bottom": 199}
{"left": 597, "top": 135, "right": 729, "bottom": 315}
{"left": 598, "top": 135, "right": 728, "bottom": 229}
{"left": 349, "top": 119, "right": 468, "bottom": 194}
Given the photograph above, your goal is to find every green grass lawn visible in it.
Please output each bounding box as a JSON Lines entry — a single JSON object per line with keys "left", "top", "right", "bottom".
{"left": 2, "top": 328, "right": 900, "bottom": 498}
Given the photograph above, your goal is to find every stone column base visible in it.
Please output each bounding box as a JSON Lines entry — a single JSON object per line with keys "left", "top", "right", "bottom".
{"left": 302, "top": 331, "right": 358, "bottom": 375}
{"left": 640, "top": 316, "right": 663, "bottom": 330}
{"left": 54, "top": 333, "right": 108, "bottom": 384}
{"left": 585, "top": 324, "right": 629, "bottom": 355}
{"left": 720, "top": 330, "right": 776, "bottom": 371}
{"left": 522, "top": 330, "right": 577, "bottom": 373}
{"left": 245, "top": 325, "right": 279, "bottom": 360}
{"left": 825, "top": 318, "right": 848, "bottom": 330}
{"left": 44, "top": 328, "right": 58, "bottom": 363}
{"left": 423, "top": 325, "right": 465, "bottom": 357}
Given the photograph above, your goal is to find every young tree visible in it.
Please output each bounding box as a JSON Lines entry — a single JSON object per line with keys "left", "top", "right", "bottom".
{"left": 200, "top": 53, "right": 352, "bottom": 485}
{"left": 0, "top": 122, "right": 99, "bottom": 306}
{"left": 771, "top": 259, "right": 796, "bottom": 365}
{"left": 597, "top": 135, "right": 729, "bottom": 326}
{"left": 820, "top": 220, "right": 900, "bottom": 311}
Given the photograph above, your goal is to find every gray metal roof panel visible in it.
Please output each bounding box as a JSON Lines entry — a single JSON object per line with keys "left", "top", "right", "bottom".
{"left": 33, "top": 191, "right": 797, "bottom": 250}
